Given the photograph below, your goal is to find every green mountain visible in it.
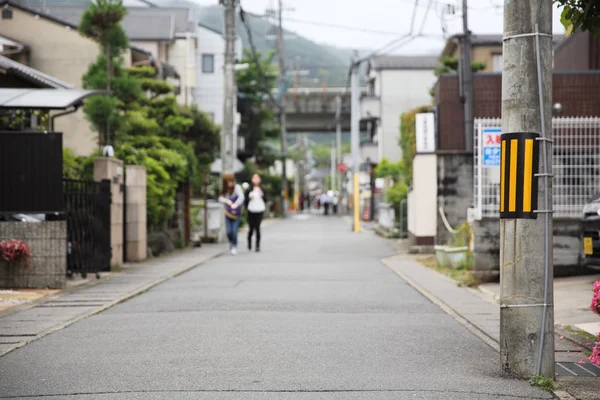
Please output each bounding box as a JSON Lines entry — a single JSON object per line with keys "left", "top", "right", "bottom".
{"left": 153, "top": 1, "right": 364, "bottom": 87}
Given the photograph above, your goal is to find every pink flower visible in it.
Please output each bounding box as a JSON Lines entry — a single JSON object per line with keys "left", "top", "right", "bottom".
{"left": 591, "top": 291, "right": 600, "bottom": 315}
{"left": 594, "top": 280, "right": 600, "bottom": 294}
{"left": 590, "top": 343, "right": 600, "bottom": 365}
{"left": 0, "top": 239, "right": 31, "bottom": 268}
{"left": 578, "top": 359, "right": 587, "bottom": 365}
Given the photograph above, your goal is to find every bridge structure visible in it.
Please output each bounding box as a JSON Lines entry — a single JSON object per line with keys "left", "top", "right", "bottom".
{"left": 282, "top": 86, "right": 367, "bottom": 134}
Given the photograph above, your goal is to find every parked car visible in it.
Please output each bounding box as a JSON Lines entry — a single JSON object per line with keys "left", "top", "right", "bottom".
{"left": 0, "top": 214, "right": 44, "bottom": 222}
{"left": 580, "top": 195, "right": 600, "bottom": 271}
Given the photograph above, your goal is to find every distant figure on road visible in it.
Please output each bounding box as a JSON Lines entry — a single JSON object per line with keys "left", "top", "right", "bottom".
{"left": 218, "top": 174, "right": 245, "bottom": 255}
{"left": 304, "top": 193, "right": 311, "bottom": 211}
{"left": 299, "top": 192, "right": 305, "bottom": 212}
{"left": 245, "top": 174, "right": 267, "bottom": 252}
{"left": 321, "top": 191, "right": 331, "bottom": 215}
{"left": 332, "top": 191, "right": 339, "bottom": 215}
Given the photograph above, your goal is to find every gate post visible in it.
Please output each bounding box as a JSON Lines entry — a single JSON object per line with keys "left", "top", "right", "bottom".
{"left": 125, "top": 165, "right": 147, "bottom": 261}
{"left": 94, "top": 157, "right": 124, "bottom": 267}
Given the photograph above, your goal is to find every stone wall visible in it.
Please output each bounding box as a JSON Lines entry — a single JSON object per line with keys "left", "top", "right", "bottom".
{"left": 474, "top": 217, "right": 582, "bottom": 280}
{"left": 437, "top": 152, "right": 474, "bottom": 246}
{"left": 0, "top": 221, "right": 66, "bottom": 289}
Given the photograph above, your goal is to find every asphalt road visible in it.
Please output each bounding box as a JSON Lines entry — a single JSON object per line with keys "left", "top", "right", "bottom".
{"left": 0, "top": 215, "right": 552, "bottom": 399}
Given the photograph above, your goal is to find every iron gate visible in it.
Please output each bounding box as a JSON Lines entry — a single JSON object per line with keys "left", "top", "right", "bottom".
{"left": 63, "top": 179, "right": 111, "bottom": 278}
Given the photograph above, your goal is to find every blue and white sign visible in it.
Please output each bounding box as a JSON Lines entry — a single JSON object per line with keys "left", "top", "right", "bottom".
{"left": 482, "top": 127, "right": 501, "bottom": 167}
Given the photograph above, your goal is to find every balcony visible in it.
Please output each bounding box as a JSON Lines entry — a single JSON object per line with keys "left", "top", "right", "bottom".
{"left": 360, "top": 95, "right": 380, "bottom": 120}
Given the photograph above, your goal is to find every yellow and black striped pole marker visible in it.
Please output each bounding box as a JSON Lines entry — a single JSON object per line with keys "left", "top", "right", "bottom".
{"left": 499, "top": 132, "right": 540, "bottom": 219}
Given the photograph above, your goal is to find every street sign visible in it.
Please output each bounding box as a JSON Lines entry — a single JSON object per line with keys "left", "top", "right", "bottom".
{"left": 482, "top": 127, "right": 501, "bottom": 167}
{"left": 337, "top": 162, "right": 347, "bottom": 174}
{"left": 415, "top": 113, "right": 436, "bottom": 153}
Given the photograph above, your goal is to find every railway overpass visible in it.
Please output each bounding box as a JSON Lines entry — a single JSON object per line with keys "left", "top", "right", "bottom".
{"left": 282, "top": 86, "right": 367, "bottom": 133}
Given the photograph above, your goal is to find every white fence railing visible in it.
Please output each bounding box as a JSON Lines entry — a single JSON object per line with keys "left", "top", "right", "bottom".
{"left": 474, "top": 117, "right": 600, "bottom": 219}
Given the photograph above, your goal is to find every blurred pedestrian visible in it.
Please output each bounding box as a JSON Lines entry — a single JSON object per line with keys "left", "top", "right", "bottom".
{"left": 245, "top": 174, "right": 267, "bottom": 252}
{"left": 218, "top": 174, "right": 245, "bottom": 255}
{"left": 299, "top": 192, "right": 305, "bottom": 212}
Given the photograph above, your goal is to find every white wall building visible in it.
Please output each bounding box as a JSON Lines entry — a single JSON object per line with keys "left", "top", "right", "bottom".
{"left": 360, "top": 55, "right": 438, "bottom": 164}
{"left": 194, "top": 22, "right": 242, "bottom": 126}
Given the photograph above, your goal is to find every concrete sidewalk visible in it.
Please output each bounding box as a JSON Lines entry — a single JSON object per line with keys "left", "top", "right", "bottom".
{"left": 0, "top": 243, "right": 227, "bottom": 357}
{"left": 480, "top": 277, "right": 600, "bottom": 337}
{"left": 382, "top": 254, "right": 600, "bottom": 400}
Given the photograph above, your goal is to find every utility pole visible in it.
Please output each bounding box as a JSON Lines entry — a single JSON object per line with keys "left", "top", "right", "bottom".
{"left": 221, "top": 0, "right": 237, "bottom": 176}
{"left": 462, "top": 0, "right": 473, "bottom": 152}
{"left": 330, "top": 141, "right": 335, "bottom": 191}
{"left": 350, "top": 54, "right": 360, "bottom": 233}
{"left": 335, "top": 95, "right": 342, "bottom": 196}
{"left": 500, "top": 0, "right": 554, "bottom": 378}
{"left": 277, "top": 0, "right": 289, "bottom": 217}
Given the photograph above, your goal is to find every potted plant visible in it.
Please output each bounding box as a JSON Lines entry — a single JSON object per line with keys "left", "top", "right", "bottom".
{"left": 434, "top": 244, "right": 451, "bottom": 268}
{"left": 445, "top": 223, "right": 470, "bottom": 269}
{"left": 0, "top": 239, "right": 32, "bottom": 267}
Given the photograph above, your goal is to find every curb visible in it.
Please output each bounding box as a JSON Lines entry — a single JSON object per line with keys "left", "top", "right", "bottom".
{"left": 0, "top": 248, "right": 227, "bottom": 358}
{"left": 381, "top": 256, "right": 576, "bottom": 400}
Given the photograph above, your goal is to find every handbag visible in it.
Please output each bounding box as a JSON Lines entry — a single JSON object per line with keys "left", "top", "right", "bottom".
{"left": 225, "top": 194, "right": 241, "bottom": 220}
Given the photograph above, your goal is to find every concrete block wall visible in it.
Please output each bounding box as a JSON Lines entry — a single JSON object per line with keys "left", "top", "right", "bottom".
{"left": 125, "top": 165, "right": 147, "bottom": 262}
{"left": 94, "top": 157, "right": 124, "bottom": 267}
{"left": 0, "top": 221, "right": 66, "bottom": 289}
{"left": 436, "top": 152, "right": 474, "bottom": 246}
{"left": 474, "top": 218, "right": 582, "bottom": 280}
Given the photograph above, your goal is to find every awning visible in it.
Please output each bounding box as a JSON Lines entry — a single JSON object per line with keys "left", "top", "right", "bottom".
{"left": 0, "top": 88, "right": 110, "bottom": 110}
{"left": 0, "top": 55, "right": 73, "bottom": 89}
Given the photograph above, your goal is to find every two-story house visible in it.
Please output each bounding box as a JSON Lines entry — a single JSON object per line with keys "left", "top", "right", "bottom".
{"left": 0, "top": 0, "right": 198, "bottom": 155}
{"left": 441, "top": 33, "right": 564, "bottom": 73}
{"left": 16, "top": 1, "right": 196, "bottom": 105}
{"left": 360, "top": 55, "right": 439, "bottom": 164}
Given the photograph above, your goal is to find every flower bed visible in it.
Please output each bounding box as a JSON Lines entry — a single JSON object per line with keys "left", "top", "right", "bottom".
{"left": 590, "top": 280, "right": 600, "bottom": 365}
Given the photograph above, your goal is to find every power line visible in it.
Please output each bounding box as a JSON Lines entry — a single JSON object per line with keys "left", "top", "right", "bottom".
{"left": 281, "top": 17, "right": 406, "bottom": 36}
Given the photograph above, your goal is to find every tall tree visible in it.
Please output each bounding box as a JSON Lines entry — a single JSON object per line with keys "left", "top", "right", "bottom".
{"left": 236, "top": 49, "right": 280, "bottom": 167}
{"left": 79, "top": 0, "right": 140, "bottom": 146}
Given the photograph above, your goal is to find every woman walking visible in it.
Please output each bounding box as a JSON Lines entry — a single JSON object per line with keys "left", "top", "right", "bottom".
{"left": 245, "top": 173, "right": 267, "bottom": 252}
{"left": 218, "top": 174, "right": 245, "bottom": 255}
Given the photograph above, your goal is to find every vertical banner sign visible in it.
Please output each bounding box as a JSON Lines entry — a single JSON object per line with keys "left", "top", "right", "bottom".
{"left": 482, "top": 127, "right": 501, "bottom": 167}
{"left": 499, "top": 132, "right": 540, "bottom": 219}
{"left": 415, "top": 113, "right": 436, "bottom": 153}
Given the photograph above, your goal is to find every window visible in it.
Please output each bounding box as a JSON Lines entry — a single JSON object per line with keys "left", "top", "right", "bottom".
{"left": 202, "top": 54, "right": 214, "bottom": 73}
{"left": 1, "top": 9, "right": 13, "bottom": 19}
{"left": 493, "top": 54, "right": 503, "bottom": 72}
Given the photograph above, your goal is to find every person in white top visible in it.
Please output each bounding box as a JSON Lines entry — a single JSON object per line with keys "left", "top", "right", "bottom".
{"left": 244, "top": 174, "right": 268, "bottom": 252}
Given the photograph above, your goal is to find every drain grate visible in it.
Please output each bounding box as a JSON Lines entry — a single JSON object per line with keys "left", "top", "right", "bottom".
{"left": 556, "top": 362, "right": 600, "bottom": 377}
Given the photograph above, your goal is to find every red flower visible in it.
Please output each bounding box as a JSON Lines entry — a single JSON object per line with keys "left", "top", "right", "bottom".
{"left": 0, "top": 239, "right": 32, "bottom": 268}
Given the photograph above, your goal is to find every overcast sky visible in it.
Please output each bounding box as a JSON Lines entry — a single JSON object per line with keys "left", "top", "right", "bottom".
{"left": 190, "top": 0, "right": 566, "bottom": 54}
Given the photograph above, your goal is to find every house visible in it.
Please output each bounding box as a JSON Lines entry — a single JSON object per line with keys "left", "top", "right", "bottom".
{"left": 554, "top": 30, "right": 600, "bottom": 71}
{"left": 194, "top": 22, "right": 242, "bottom": 126}
{"left": 0, "top": 0, "right": 120, "bottom": 155}
{"left": 194, "top": 22, "right": 243, "bottom": 158}
{"left": 359, "top": 55, "right": 439, "bottom": 164}
{"left": 12, "top": 1, "right": 195, "bottom": 105}
{"left": 441, "top": 33, "right": 564, "bottom": 73}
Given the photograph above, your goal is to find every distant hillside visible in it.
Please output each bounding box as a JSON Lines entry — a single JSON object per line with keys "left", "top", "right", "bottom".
{"left": 153, "top": 0, "right": 365, "bottom": 87}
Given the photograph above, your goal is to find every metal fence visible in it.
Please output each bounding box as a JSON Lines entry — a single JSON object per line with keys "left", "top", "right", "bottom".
{"left": 64, "top": 179, "right": 112, "bottom": 278}
{"left": 474, "top": 117, "right": 600, "bottom": 219}
{"left": 0, "top": 132, "right": 63, "bottom": 213}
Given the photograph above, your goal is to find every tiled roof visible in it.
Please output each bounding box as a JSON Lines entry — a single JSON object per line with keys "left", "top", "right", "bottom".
{"left": 3, "top": 1, "right": 192, "bottom": 40}
{"left": 369, "top": 55, "right": 440, "bottom": 70}
{"left": 0, "top": 55, "right": 73, "bottom": 88}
